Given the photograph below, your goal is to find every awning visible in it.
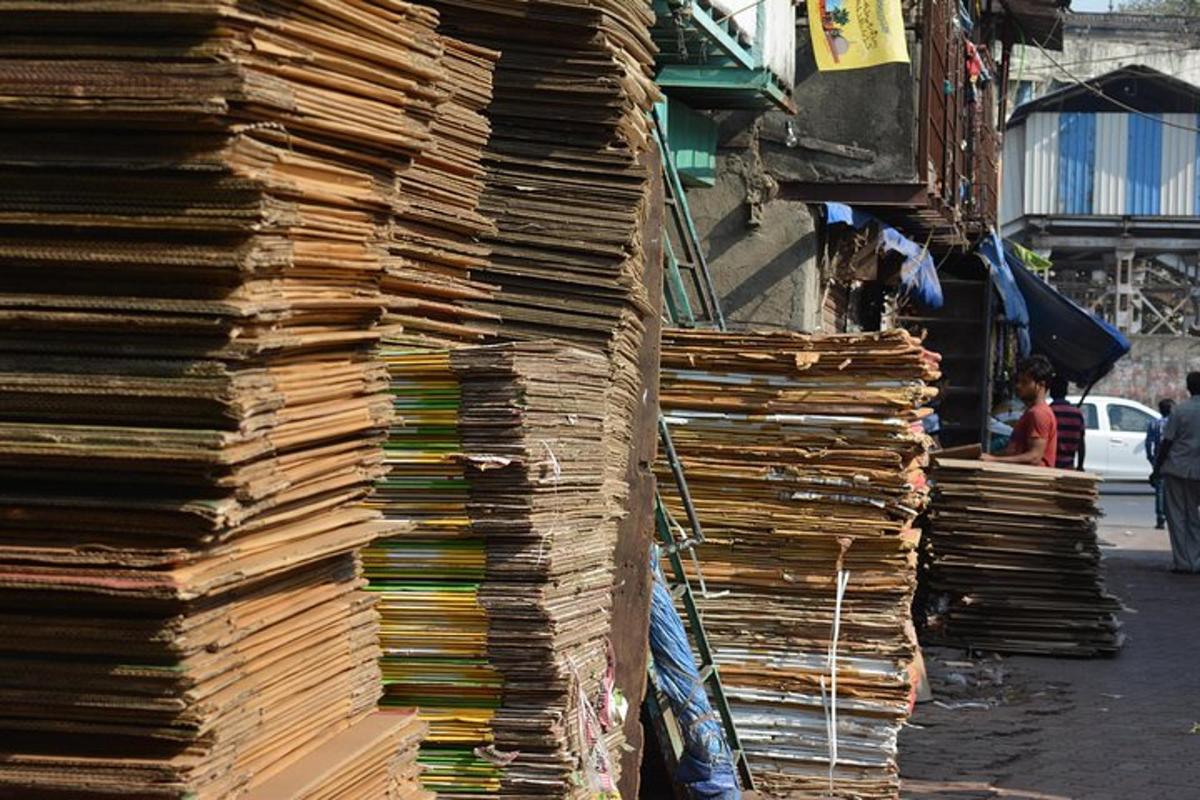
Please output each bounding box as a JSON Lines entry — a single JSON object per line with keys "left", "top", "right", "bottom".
{"left": 975, "top": 232, "right": 1130, "bottom": 381}
{"left": 823, "top": 203, "right": 943, "bottom": 309}
{"left": 1006, "top": 248, "right": 1132, "bottom": 387}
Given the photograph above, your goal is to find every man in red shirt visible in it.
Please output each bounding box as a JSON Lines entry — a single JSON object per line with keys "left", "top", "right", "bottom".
{"left": 984, "top": 355, "right": 1058, "bottom": 468}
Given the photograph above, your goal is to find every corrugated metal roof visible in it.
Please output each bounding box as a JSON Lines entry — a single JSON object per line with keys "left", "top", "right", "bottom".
{"left": 1008, "top": 110, "right": 1200, "bottom": 220}
{"left": 1058, "top": 112, "right": 1095, "bottom": 214}
{"left": 1126, "top": 114, "right": 1163, "bottom": 215}
{"left": 1001, "top": 125, "right": 1025, "bottom": 226}
{"left": 1195, "top": 114, "right": 1200, "bottom": 216}
{"left": 1161, "top": 113, "right": 1197, "bottom": 216}
{"left": 1093, "top": 113, "right": 1127, "bottom": 215}
{"left": 1008, "top": 65, "right": 1200, "bottom": 124}
{"left": 1000, "top": 0, "right": 1068, "bottom": 50}
{"left": 1024, "top": 112, "right": 1059, "bottom": 215}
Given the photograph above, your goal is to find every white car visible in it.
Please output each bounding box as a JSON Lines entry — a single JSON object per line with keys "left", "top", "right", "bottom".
{"left": 1067, "top": 395, "right": 1161, "bottom": 481}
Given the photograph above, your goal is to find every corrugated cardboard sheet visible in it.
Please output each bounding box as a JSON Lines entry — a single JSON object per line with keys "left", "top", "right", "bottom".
{"left": 925, "top": 458, "right": 1124, "bottom": 657}
{"left": 658, "top": 328, "right": 941, "bottom": 800}
{"left": 366, "top": 343, "right": 625, "bottom": 798}
{"left": 0, "top": 2, "right": 443, "bottom": 796}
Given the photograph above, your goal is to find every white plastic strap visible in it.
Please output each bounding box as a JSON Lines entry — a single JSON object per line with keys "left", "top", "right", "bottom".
{"left": 825, "top": 569, "right": 851, "bottom": 791}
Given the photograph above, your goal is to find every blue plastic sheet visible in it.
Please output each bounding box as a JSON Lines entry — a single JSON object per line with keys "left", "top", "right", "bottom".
{"left": 976, "top": 230, "right": 1130, "bottom": 383}
{"left": 824, "top": 201, "right": 874, "bottom": 229}
{"left": 648, "top": 557, "right": 740, "bottom": 800}
{"left": 1007, "top": 250, "right": 1131, "bottom": 386}
{"left": 823, "top": 203, "right": 944, "bottom": 309}
{"left": 977, "top": 231, "right": 1031, "bottom": 355}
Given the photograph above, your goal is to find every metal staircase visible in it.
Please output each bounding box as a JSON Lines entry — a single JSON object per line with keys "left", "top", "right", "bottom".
{"left": 650, "top": 0, "right": 795, "bottom": 112}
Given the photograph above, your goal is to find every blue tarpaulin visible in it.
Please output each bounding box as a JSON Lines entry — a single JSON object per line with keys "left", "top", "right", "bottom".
{"left": 824, "top": 201, "right": 874, "bottom": 229}
{"left": 977, "top": 229, "right": 1131, "bottom": 385}
{"left": 1006, "top": 249, "right": 1131, "bottom": 386}
{"left": 648, "top": 554, "right": 740, "bottom": 800}
{"left": 823, "top": 203, "right": 944, "bottom": 309}
{"left": 977, "top": 231, "right": 1031, "bottom": 355}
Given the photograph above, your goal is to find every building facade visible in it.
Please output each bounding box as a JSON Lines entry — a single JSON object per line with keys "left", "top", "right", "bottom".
{"left": 1003, "top": 66, "right": 1200, "bottom": 335}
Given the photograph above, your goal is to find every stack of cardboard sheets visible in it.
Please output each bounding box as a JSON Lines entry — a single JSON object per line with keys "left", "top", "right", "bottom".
{"left": 657, "top": 328, "right": 940, "bottom": 800}
{"left": 363, "top": 3, "right": 660, "bottom": 795}
{"left": 386, "top": 36, "right": 501, "bottom": 348}
{"left": 367, "top": 343, "right": 625, "bottom": 797}
{"left": 244, "top": 710, "right": 432, "bottom": 800}
{"left": 432, "top": 0, "right": 659, "bottom": 349}
{"left": 0, "top": 1, "right": 441, "bottom": 796}
{"left": 365, "top": 350, "right": 503, "bottom": 797}
{"left": 427, "top": 0, "right": 661, "bottom": 502}
{"left": 925, "top": 458, "right": 1124, "bottom": 657}
{"left": 455, "top": 342, "right": 625, "bottom": 798}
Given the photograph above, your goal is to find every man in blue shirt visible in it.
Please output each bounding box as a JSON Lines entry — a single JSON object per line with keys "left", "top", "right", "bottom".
{"left": 1146, "top": 398, "right": 1175, "bottom": 530}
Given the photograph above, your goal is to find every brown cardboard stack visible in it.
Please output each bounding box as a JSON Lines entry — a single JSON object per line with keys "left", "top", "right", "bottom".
{"left": 365, "top": 343, "right": 627, "bottom": 798}
{"left": 454, "top": 342, "right": 625, "bottom": 798}
{"left": 658, "top": 328, "right": 940, "bottom": 800}
{"left": 244, "top": 710, "right": 432, "bottom": 800}
{"left": 429, "top": 0, "right": 660, "bottom": 491}
{"left": 386, "top": 36, "right": 501, "bottom": 348}
{"left": 366, "top": 350, "right": 503, "bottom": 797}
{"left": 432, "top": 0, "right": 659, "bottom": 347}
{"left": 364, "top": 4, "right": 660, "bottom": 794}
{"left": 925, "top": 458, "right": 1124, "bottom": 656}
{"left": 0, "top": 2, "right": 439, "bottom": 797}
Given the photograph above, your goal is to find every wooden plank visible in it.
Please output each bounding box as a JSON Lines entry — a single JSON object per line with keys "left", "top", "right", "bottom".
{"left": 613, "top": 143, "right": 664, "bottom": 800}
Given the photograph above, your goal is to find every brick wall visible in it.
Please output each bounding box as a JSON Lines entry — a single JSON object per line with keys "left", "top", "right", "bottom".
{"left": 1094, "top": 335, "right": 1200, "bottom": 407}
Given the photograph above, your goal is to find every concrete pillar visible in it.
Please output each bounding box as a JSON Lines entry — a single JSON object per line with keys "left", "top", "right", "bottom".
{"left": 1114, "top": 245, "right": 1139, "bottom": 334}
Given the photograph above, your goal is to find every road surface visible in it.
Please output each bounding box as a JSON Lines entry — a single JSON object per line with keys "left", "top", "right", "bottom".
{"left": 901, "top": 487, "right": 1200, "bottom": 799}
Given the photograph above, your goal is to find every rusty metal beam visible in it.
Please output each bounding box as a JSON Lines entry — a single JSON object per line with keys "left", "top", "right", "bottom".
{"left": 1032, "top": 235, "right": 1200, "bottom": 252}
{"left": 776, "top": 182, "right": 932, "bottom": 206}
{"left": 776, "top": 183, "right": 975, "bottom": 249}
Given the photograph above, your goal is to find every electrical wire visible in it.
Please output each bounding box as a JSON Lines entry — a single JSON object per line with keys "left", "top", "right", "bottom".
{"left": 1049, "top": 44, "right": 1200, "bottom": 70}
{"left": 1011, "top": 12, "right": 1200, "bottom": 134}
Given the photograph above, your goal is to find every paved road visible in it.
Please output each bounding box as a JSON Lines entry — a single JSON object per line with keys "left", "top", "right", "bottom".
{"left": 901, "top": 490, "right": 1200, "bottom": 799}
{"left": 1099, "top": 483, "right": 1157, "bottom": 533}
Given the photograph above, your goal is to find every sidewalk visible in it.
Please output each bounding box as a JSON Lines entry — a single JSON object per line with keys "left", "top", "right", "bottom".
{"left": 900, "top": 491, "right": 1200, "bottom": 799}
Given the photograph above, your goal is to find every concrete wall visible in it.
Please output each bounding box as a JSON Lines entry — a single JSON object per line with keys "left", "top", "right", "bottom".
{"left": 1095, "top": 335, "right": 1200, "bottom": 406}
{"left": 1015, "top": 42, "right": 1200, "bottom": 96}
{"left": 762, "top": 32, "right": 920, "bottom": 184}
{"left": 677, "top": 18, "right": 925, "bottom": 332}
{"left": 685, "top": 148, "right": 822, "bottom": 331}
{"left": 1011, "top": 14, "right": 1200, "bottom": 106}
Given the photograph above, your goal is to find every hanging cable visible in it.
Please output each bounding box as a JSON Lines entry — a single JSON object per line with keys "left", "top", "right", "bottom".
{"left": 1011, "top": 14, "right": 1200, "bottom": 134}
{"left": 1051, "top": 44, "right": 1200, "bottom": 70}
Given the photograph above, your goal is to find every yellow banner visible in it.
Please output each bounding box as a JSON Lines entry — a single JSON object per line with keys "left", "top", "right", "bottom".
{"left": 808, "top": 0, "right": 910, "bottom": 72}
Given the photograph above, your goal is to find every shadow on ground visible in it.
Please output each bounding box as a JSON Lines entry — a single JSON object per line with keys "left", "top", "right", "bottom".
{"left": 901, "top": 544, "right": 1200, "bottom": 800}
